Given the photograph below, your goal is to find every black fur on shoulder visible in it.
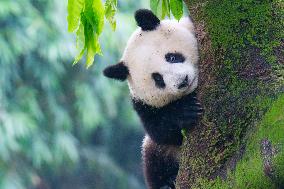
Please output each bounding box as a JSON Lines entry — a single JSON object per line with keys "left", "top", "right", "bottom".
{"left": 103, "top": 62, "right": 129, "bottom": 81}
{"left": 132, "top": 92, "right": 203, "bottom": 146}
{"left": 135, "top": 9, "right": 160, "bottom": 31}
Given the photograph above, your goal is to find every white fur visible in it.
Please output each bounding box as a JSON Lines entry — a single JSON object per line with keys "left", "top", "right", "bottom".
{"left": 142, "top": 135, "right": 180, "bottom": 160}
{"left": 122, "top": 18, "right": 199, "bottom": 107}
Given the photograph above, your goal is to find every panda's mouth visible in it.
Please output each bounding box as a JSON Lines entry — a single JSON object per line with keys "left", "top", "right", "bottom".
{"left": 178, "top": 75, "right": 188, "bottom": 89}
{"left": 178, "top": 76, "right": 196, "bottom": 90}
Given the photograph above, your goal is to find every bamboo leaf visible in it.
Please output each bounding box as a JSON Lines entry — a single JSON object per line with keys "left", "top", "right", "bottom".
{"left": 162, "top": 0, "right": 170, "bottom": 19}
{"left": 105, "top": 0, "right": 117, "bottom": 30}
{"left": 68, "top": 0, "right": 105, "bottom": 67}
{"left": 156, "top": 0, "right": 163, "bottom": 19}
{"left": 170, "top": 0, "right": 183, "bottom": 20}
{"left": 73, "top": 47, "right": 86, "bottom": 65}
{"left": 92, "top": 0, "right": 105, "bottom": 34}
{"left": 151, "top": 0, "right": 170, "bottom": 19}
{"left": 84, "top": 0, "right": 104, "bottom": 35}
{"left": 82, "top": 14, "right": 101, "bottom": 68}
{"left": 86, "top": 34, "right": 101, "bottom": 68}
{"left": 73, "top": 22, "right": 86, "bottom": 65}
{"left": 150, "top": 0, "right": 160, "bottom": 15}
{"left": 67, "top": 0, "right": 85, "bottom": 32}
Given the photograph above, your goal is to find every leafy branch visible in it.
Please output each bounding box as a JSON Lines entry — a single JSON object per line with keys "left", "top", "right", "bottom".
{"left": 67, "top": 0, "right": 183, "bottom": 67}
{"left": 151, "top": 0, "right": 183, "bottom": 20}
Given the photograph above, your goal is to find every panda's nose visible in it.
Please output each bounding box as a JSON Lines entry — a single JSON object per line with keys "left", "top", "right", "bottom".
{"left": 178, "top": 75, "right": 189, "bottom": 89}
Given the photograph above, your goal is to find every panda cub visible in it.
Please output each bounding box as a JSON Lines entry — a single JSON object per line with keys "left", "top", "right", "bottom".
{"left": 103, "top": 9, "right": 202, "bottom": 189}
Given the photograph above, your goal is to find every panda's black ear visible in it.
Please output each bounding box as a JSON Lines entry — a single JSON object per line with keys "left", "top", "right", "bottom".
{"left": 135, "top": 9, "right": 160, "bottom": 31}
{"left": 103, "top": 62, "right": 129, "bottom": 81}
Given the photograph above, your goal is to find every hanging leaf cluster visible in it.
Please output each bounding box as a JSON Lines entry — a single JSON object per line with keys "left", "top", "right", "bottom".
{"left": 150, "top": 0, "right": 183, "bottom": 20}
{"left": 67, "top": 0, "right": 184, "bottom": 68}
{"left": 67, "top": 0, "right": 117, "bottom": 67}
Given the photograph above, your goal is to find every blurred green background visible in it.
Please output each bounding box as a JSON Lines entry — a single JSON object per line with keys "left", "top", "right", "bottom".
{"left": 0, "top": 0, "right": 148, "bottom": 188}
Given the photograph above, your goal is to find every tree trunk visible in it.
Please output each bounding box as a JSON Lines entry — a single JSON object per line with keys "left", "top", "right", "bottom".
{"left": 176, "top": 0, "right": 284, "bottom": 188}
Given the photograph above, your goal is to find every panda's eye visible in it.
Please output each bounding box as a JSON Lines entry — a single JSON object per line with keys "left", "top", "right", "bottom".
{"left": 165, "top": 53, "right": 185, "bottom": 63}
{"left": 152, "top": 72, "right": 166, "bottom": 89}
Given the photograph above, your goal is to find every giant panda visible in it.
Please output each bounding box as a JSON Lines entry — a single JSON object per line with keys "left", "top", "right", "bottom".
{"left": 103, "top": 9, "right": 202, "bottom": 189}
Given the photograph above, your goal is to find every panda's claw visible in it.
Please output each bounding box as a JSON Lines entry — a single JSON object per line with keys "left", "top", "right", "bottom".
{"left": 183, "top": 105, "right": 203, "bottom": 113}
{"left": 177, "top": 102, "right": 203, "bottom": 128}
{"left": 183, "top": 97, "right": 201, "bottom": 105}
{"left": 184, "top": 102, "right": 198, "bottom": 107}
{"left": 197, "top": 107, "right": 204, "bottom": 112}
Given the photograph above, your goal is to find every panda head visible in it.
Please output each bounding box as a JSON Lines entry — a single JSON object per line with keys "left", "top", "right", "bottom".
{"left": 104, "top": 9, "right": 199, "bottom": 108}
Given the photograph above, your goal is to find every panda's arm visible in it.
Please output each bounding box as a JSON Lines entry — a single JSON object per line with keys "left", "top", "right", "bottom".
{"left": 132, "top": 93, "right": 202, "bottom": 146}
{"left": 133, "top": 99, "right": 183, "bottom": 145}
{"left": 170, "top": 92, "right": 203, "bottom": 127}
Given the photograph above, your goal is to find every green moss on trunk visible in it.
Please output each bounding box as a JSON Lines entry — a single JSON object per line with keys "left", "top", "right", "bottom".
{"left": 176, "top": 0, "right": 284, "bottom": 188}
{"left": 194, "top": 94, "right": 284, "bottom": 189}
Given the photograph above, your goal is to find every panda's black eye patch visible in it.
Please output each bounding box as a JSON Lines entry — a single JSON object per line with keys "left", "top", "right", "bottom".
{"left": 165, "top": 52, "right": 185, "bottom": 63}
{"left": 152, "top": 72, "right": 166, "bottom": 89}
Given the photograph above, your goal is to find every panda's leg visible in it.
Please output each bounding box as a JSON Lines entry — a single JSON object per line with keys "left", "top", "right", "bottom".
{"left": 143, "top": 139, "right": 179, "bottom": 189}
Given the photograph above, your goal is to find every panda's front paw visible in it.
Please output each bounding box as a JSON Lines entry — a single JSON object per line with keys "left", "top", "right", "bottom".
{"left": 178, "top": 97, "right": 203, "bottom": 128}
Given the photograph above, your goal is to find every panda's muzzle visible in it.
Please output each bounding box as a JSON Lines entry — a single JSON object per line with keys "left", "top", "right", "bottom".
{"left": 178, "top": 75, "right": 189, "bottom": 89}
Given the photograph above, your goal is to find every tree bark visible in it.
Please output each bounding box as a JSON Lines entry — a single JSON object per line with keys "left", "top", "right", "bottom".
{"left": 176, "top": 1, "right": 284, "bottom": 188}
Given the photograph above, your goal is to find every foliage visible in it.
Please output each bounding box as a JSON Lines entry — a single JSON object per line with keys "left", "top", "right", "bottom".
{"left": 0, "top": 0, "right": 145, "bottom": 188}
{"left": 67, "top": 0, "right": 184, "bottom": 67}
{"left": 150, "top": 0, "right": 183, "bottom": 20}
{"left": 67, "top": 0, "right": 109, "bottom": 67}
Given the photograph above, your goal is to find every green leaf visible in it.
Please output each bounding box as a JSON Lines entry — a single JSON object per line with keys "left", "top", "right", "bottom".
{"left": 162, "top": 0, "right": 170, "bottom": 19}
{"left": 82, "top": 14, "right": 102, "bottom": 68}
{"left": 76, "top": 20, "right": 85, "bottom": 50}
{"left": 67, "top": 0, "right": 85, "bottom": 32}
{"left": 156, "top": 0, "right": 164, "bottom": 19}
{"left": 73, "top": 22, "right": 86, "bottom": 65}
{"left": 68, "top": 0, "right": 105, "bottom": 67}
{"left": 170, "top": 0, "right": 183, "bottom": 20}
{"left": 73, "top": 46, "right": 86, "bottom": 65}
{"left": 86, "top": 34, "right": 101, "bottom": 68}
{"left": 151, "top": 0, "right": 171, "bottom": 19}
{"left": 150, "top": 0, "right": 160, "bottom": 15}
{"left": 92, "top": 0, "right": 105, "bottom": 34}
{"left": 105, "top": 0, "right": 117, "bottom": 31}
{"left": 84, "top": 0, "right": 104, "bottom": 35}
